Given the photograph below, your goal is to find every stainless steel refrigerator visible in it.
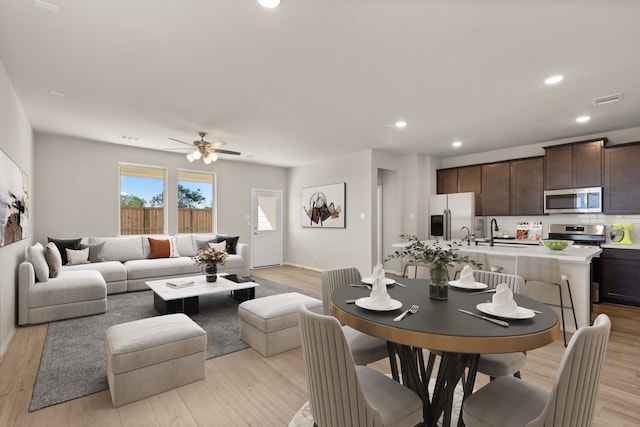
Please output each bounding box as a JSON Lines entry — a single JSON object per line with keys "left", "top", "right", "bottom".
{"left": 429, "top": 192, "right": 475, "bottom": 240}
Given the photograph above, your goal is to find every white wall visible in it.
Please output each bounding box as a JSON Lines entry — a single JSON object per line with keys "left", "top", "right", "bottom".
{"left": 33, "top": 134, "right": 288, "bottom": 245}
{"left": 0, "top": 59, "right": 33, "bottom": 357}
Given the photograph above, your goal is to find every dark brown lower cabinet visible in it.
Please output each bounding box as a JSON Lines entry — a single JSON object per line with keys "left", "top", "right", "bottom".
{"left": 600, "top": 248, "right": 640, "bottom": 307}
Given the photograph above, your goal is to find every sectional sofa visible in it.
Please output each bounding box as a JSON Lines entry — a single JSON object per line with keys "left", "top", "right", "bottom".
{"left": 18, "top": 234, "right": 250, "bottom": 325}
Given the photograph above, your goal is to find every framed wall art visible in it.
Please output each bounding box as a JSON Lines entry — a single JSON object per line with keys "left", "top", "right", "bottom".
{"left": 1, "top": 148, "right": 29, "bottom": 247}
{"left": 301, "top": 182, "right": 345, "bottom": 228}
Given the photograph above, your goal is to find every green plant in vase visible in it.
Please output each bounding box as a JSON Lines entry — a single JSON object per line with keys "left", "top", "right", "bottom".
{"left": 385, "top": 235, "right": 482, "bottom": 300}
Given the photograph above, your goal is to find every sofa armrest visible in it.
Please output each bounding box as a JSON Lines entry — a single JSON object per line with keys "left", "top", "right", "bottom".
{"left": 18, "top": 261, "right": 36, "bottom": 325}
{"left": 235, "top": 243, "right": 250, "bottom": 277}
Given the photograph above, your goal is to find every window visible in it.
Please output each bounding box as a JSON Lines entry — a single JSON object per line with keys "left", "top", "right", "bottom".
{"left": 119, "top": 164, "right": 166, "bottom": 235}
{"left": 177, "top": 170, "right": 214, "bottom": 233}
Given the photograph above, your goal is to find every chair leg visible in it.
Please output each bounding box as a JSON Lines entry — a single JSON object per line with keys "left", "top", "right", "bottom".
{"left": 402, "top": 263, "right": 410, "bottom": 278}
{"left": 556, "top": 283, "right": 568, "bottom": 347}
{"left": 566, "top": 279, "right": 579, "bottom": 332}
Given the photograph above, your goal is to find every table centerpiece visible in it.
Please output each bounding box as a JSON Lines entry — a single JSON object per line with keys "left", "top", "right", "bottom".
{"left": 192, "top": 247, "right": 228, "bottom": 282}
{"left": 385, "top": 235, "right": 481, "bottom": 300}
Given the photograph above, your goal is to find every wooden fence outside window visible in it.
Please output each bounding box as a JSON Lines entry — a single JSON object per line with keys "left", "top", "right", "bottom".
{"left": 121, "top": 207, "right": 213, "bottom": 235}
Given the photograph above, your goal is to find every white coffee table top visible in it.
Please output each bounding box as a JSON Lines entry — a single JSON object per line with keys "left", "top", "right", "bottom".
{"left": 146, "top": 274, "right": 259, "bottom": 301}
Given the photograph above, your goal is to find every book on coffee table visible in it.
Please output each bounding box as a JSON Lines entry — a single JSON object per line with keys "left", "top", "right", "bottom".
{"left": 166, "top": 279, "right": 195, "bottom": 289}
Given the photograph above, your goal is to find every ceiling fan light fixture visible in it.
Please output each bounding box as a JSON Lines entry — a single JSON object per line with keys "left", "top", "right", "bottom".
{"left": 186, "top": 152, "right": 195, "bottom": 162}
{"left": 257, "top": 0, "right": 280, "bottom": 8}
{"left": 192, "top": 150, "right": 202, "bottom": 160}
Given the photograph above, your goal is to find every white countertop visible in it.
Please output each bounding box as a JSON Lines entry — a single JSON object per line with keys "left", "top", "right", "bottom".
{"left": 392, "top": 239, "right": 602, "bottom": 263}
{"left": 600, "top": 243, "right": 640, "bottom": 250}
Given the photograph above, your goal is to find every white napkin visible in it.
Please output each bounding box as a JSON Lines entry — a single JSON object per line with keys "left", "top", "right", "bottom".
{"left": 458, "top": 265, "right": 475, "bottom": 285}
{"left": 490, "top": 283, "right": 518, "bottom": 315}
{"left": 368, "top": 263, "right": 392, "bottom": 308}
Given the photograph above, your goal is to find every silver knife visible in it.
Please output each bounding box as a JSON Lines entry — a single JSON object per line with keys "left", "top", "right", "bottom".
{"left": 393, "top": 282, "right": 407, "bottom": 287}
{"left": 458, "top": 309, "right": 509, "bottom": 327}
{"left": 467, "top": 289, "right": 497, "bottom": 295}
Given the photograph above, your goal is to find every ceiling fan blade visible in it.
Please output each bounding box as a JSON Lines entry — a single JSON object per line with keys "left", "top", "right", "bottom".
{"left": 164, "top": 147, "right": 193, "bottom": 152}
{"left": 211, "top": 148, "right": 242, "bottom": 156}
{"left": 168, "top": 137, "right": 193, "bottom": 146}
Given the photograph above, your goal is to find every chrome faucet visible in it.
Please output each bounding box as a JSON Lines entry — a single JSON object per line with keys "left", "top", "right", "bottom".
{"left": 460, "top": 226, "right": 472, "bottom": 245}
{"left": 490, "top": 218, "right": 499, "bottom": 247}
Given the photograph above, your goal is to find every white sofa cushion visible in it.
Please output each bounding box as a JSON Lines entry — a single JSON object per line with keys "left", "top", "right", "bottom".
{"left": 28, "top": 270, "right": 106, "bottom": 308}
{"left": 125, "top": 257, "right": 201, "bottom": 280}
{"left": 90, "top": 236, "right": 143, "bottom": 262}
{"left": 176, "top": 235, "right": 196, "bottom": 257}
{"left": 27, "top": 243, "right": 49, "bottom": 282}
{"left": 62, "top": 261, "right": 127, "bottom": 283}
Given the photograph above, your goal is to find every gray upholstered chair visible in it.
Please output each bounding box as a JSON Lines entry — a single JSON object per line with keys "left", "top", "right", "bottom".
{"left": 297, "top": 305, "right": 424, "bottom": 427}
{"left": 429, "top": 271, "right": 528, "bottom": 381}
{"left": 321, "top": 267, "right": 389, "bottom": 365}
{"left": 462, "top": 313, "right": 611, "bottom": 427}
{"left": 515, "top": 256, "right": 578, "bottom": 346}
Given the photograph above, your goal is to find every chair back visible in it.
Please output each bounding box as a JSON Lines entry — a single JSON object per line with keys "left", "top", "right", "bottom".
{"left": 472, "top": 270, "right": 524, "bottom": 294}
{"left": 515, "top": 256, "right": 562, "bottom": 285}
{"left": 297, "top": 305, "right": 381, "bottom": 427}
{"left": 321, "top": 267, "right": 362, "bottom": 315}
{"left": 528, "top": 313, "right": 611, "bottom": 427}
{"left": 451, "top": 251, "right": 489, "bottom": 279}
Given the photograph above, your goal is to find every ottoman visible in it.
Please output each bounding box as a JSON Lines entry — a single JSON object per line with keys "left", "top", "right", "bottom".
{"left": 105, "top": 313, "right": 207, "bottom": 407}
{"left": 238, "top": 292, "right": 323, "bottom": 357}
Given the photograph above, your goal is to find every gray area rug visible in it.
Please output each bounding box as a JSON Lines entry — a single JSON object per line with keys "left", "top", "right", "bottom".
{"left": 30, "top": 276, "right": 310, "bottom": 411}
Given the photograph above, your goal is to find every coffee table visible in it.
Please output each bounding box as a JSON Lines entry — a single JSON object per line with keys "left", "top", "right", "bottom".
{"left": 146, "top": 274, "right": 259, "bottom": 315}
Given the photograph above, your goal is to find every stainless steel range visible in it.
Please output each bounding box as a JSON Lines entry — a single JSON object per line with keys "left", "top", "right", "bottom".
{"left": 547, "top": 224, "right": 606, "bottom": 303}
{"left": 548, "top": 224, "right": 606, "bottom": 247}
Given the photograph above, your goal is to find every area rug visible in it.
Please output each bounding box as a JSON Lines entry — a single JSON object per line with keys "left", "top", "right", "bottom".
{"left": 30, "top": 276, "right": 310, "bottom": 411}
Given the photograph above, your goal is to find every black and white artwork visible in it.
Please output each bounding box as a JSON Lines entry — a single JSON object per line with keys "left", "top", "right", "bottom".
{"left": 1, "top": 149, "right": 29, "bottom": 247}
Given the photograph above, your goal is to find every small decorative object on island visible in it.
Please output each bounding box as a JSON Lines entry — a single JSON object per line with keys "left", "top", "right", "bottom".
{"left": 192, "top": 247, "right": 228, "bottom": 282}
{"left": 385, "top": 235, "right": 481, "bottom": 300}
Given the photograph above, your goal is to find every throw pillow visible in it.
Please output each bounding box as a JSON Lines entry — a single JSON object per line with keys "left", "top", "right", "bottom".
{"left": 169, "top": 237, "right": 181, "bottom": 258}
{"left": 48, "top": 237, "right": 82, "bottom": 265}
{"left": 215, "top": 235, "right": 239, "bottom": 254}
{"left": 208, "top": 240, "right": 227, "bottom": 252}
{"left": 45, "top": 242, "right": 63, "bottom": 278}
{"left": 27, "top": 242, "right": 49, "bottom": 283}
{"left": 66, "top": 247, "right": 90, "bottom": 265}
{"left": 195, "top": 237, "right": 217, "bottom": 251}
{"left": 148, "top": 237, "right": 171, "bottom": 259}
{"left": 79, "top": 241, "right": 105, "bottom": 263}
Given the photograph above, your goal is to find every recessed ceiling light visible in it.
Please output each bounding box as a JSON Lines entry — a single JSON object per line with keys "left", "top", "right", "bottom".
{"left": 34, "top": 0, "right": 59, "bottom": 13}
{"left": 257, "top": 0, "right": 280, "bottom": 8}
{"left": 545, "top": 75, "right": 564, "bottom": 85}
{"left": 395, "top": 121, "right": 407, "bottom": 128}
{"left": 452, "top": 141, "right": 462, "bottom": 148}
{"left": 49, "top": 90, "right": 65, "bottom": 97}
{"left": 576, "top": 116, "right": 591, "bottom": 123}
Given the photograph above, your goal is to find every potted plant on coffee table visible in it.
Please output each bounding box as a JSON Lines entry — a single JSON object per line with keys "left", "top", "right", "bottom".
{"left": 192, "top": 247, "right": 228, "bottom": 282}
{"left": 385, "top": 235, "right": 481, "bottom": 300}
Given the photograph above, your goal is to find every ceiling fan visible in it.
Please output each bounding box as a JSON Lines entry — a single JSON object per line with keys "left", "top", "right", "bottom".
{"left": 167, "top": 132, "right": 241, "bottom": 164}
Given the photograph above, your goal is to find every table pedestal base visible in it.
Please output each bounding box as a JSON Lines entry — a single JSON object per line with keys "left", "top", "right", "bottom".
{"left": 388, "top": 343, "right": 479, "bottom": 427}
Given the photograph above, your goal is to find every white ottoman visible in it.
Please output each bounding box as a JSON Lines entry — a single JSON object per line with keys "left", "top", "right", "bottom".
{"left": 238, "top": 292, "right": 323, "bottom": 357}
{"left": 105, "top": 313, "right": 207, "bottom": 407}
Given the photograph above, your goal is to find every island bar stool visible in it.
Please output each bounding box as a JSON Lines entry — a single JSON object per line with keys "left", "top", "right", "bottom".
{"left": 515, "top": 255, "right": 578, "bottom": 347}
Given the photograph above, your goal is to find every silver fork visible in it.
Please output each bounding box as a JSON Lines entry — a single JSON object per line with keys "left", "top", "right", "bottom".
{"left": 393, "top": 304, "right": 419, "bottom": 322}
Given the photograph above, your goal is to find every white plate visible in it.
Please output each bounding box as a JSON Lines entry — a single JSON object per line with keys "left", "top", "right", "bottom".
{"left": 476, "top": 303, "right": 535, "bottom": 319}
{"left": 355, "top": 297, "right": 403, "bottom": 311}
{"left": 361, "top": 277, "right": 396, "bottom": 286}
{"left": 448, "top": 280, "right": 488, "bottom": 290}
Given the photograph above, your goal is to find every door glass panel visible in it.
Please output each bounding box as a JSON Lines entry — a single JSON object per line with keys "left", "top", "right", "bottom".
{"left": 258, "top": 195, "right": 277, "bottom": 231}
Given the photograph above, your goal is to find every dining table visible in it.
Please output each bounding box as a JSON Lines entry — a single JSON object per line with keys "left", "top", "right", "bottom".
{"left": 331, "top": 278, "right": 560, "bottom": 427}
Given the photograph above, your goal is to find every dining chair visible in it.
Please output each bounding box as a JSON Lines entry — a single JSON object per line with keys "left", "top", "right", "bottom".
{"left": 321, "top": 267, "right": 389, "bottom": 365}
{"left": 297, "top": 305, "right": 424, "bottom": 427}
{"left": 515, "top": 256, "right": 578, "bottom": 347}
{"left": 452, "top": 251, "right": 504, "bottom": 280}
{"left": 428, "top": 271, "right": 528, "bottom": 382}
{"left": 462, "top": 313, "right": 611, "bottom": 427}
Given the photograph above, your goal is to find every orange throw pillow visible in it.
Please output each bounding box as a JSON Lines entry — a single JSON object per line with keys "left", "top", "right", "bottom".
{"left": 148, "top": 237, "right": 171, "bottom": 259}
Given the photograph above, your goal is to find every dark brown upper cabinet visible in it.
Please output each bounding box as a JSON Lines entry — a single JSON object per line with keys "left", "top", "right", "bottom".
{"left": 544, "top": 139, "right": 604, "bottom": 190}
{"left": 436, "top": 168, "right": 458, "bottom": 194}
{"left": 510, "top": 157, "right": 544, "bottom": 215}
{"left": 481, "top": 162, "right": 510, "bottom": 216}
{"left": 603, "top": 142, "right": 640, "bottom": 214}
{"left": 436, "top": 165, "right": 483, "bottom": 215}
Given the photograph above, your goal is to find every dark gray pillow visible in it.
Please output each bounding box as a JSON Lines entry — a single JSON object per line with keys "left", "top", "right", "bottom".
{"left": 48, "top": 237, "right": 82, "bottom": 265}
{"left": 79, "top": 241, "right": 106, "bottom": 263}
{"left": 215, "top": 235, "right": 239, "bottom": 255}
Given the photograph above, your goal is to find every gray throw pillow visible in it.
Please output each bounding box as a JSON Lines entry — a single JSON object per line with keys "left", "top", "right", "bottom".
{"left": 45, "top": 242, "right": 63, "bottom": 278}
{"left": 79, "top": 242, "right": 105, "bottom": 263}
{"left": 27, "top": 242, "right": 49, "bottom": 282}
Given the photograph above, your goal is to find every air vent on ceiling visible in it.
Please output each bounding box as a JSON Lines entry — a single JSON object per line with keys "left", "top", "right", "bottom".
{"left": 592, "top": 93, "right": 622, "bottom": 107}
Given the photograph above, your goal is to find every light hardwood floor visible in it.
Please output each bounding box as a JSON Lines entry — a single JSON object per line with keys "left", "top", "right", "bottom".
{"left": 1, "top": 265, "right": 638, "bottom": 426}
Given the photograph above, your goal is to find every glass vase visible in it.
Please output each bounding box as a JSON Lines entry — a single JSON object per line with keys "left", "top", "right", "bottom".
{"left": 205, "top": 265, "right": 217, "bottom": 282}
{"left": 429, "top": 265, "right": 449, "bottom": 300}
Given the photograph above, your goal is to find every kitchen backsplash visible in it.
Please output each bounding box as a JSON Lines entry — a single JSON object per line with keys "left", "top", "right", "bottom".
{"left": 477, "top": 214, "right": 640, "bottom": 245}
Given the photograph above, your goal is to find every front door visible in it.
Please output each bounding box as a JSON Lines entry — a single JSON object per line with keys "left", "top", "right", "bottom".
{"left": 251, "top": 189, "right": 283, "bottom": 268}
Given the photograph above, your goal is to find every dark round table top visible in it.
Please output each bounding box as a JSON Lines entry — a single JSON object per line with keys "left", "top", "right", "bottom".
{"left": 331, "top": 279, "right": 560, "bottom": 353}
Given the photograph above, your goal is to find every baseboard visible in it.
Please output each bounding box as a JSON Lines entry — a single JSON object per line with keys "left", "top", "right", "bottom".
{"left": 282, "top": 262, "right": 323, "bottom": 273}
{"left": 0, "top": 325, "right": 16, "bottom": 362}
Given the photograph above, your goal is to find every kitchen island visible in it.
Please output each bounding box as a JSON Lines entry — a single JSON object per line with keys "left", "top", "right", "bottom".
{"left": 394, "top": 240, "right": 601, "bottom": 332}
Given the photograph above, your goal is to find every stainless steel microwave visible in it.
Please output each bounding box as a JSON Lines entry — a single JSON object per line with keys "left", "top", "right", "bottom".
{"left": 544, "top": 187, "right": 602, "bottom": 214}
